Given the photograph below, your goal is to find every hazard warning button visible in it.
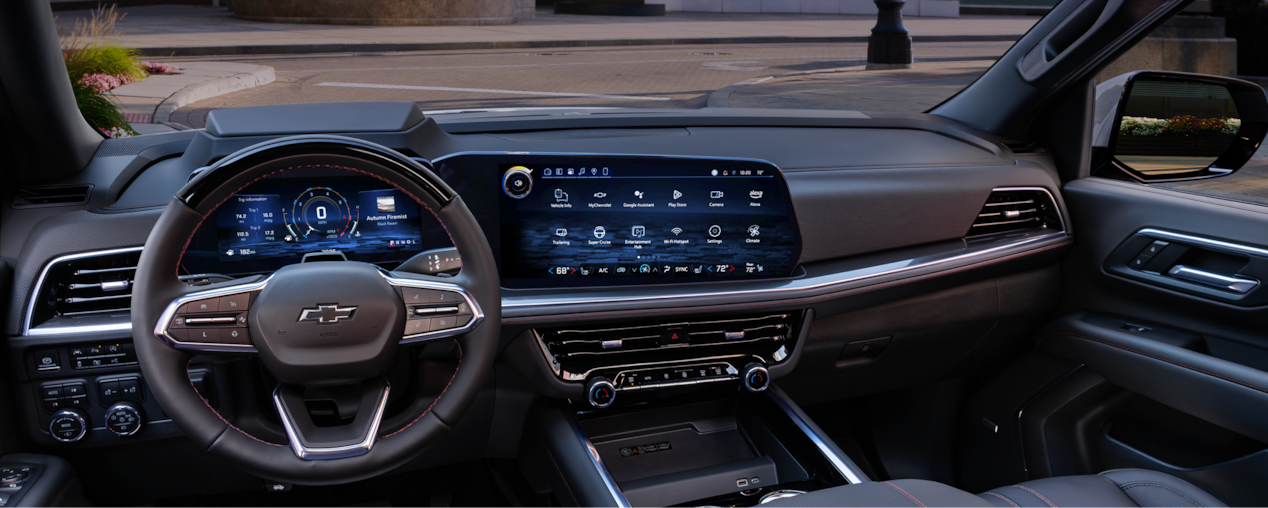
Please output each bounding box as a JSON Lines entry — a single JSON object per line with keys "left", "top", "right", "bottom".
{"left": 661, "top": 326, "right": 689, "bottom": 345}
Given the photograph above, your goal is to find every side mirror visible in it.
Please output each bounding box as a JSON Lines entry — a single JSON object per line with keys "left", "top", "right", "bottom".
{"left": 1093, "top": 71, "right": 1268, "bottom": 183}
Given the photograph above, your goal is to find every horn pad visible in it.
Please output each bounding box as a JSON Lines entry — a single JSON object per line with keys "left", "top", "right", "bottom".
{"left": 250, "top": 262, "right": 404, "bottom": 386}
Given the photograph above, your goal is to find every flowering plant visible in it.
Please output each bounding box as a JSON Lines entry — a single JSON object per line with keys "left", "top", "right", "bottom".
{"left": 1120, "top": 115, "right": 1241, "bottom": 136}
{"left": 61, "top": 6, "right": 148, "bottom": 138}
{"left": 143, "top": 61, "right": 180, "bottom": 74}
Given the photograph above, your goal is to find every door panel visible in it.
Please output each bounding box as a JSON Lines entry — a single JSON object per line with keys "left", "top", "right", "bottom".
{"left": 1041, "top": 176, "right": 1268, "bottom": 505}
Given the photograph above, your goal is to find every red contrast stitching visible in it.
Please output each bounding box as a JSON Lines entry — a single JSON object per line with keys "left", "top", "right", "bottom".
{"left": 1013, "top": 484, "right": 1058, "bottom": 508}
{"left": 984, "top": 491, "right": 1021, "bottom": 508}
{"left": 186, "top": 357, "right": 283, "bottom": 446}
{"left": 502, "top": 241, "right": 1072, "bottom": 324}
{"left": 176, "top": 163, "right": 451, "bottom": 276}
{"left": 378, "top": 339, "right": 463, "bottom": 440}
{"left": 881, "top": 481, "right": 928, "bottom": 508}
{"left": 1037, "top": 333, "right": 1268, "bottom": 395}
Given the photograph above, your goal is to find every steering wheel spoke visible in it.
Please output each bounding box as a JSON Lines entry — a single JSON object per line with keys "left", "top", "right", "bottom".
{"left": 384, "top": 271, "right": 484, "bottom": 345}
{"left": 154, "top": 276, "right": 270, "bottom": 353}
{"left": 273, "top": 378, "right": 390, "bottom": 460}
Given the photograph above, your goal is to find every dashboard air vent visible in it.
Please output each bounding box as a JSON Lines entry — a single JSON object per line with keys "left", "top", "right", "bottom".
{"left": 11, "top": 185, "right": 93, "bottom": 208}
{"left": 27, "top": 249, "right": 141, "bottom": 331}
{"left": 967, "top": 189, "right": 1063, "bottom": 237}
{"left": 1004, "top": 142, "right": 1045, "bottom": 155}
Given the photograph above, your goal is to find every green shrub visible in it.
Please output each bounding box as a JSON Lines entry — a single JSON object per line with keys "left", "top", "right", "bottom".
{"left": 60, "top": 5, "right": 146, "bottom": 137}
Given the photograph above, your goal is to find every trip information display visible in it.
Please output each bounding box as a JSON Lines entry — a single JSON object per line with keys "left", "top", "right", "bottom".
{"left": 495, "top": 155, "right": 800, "bottom": 288}
{"left": 181, "top": 167, "right": 449, "bottom": 276}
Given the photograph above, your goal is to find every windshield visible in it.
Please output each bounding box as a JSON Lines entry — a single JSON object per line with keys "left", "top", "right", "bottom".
{"left": 53, "top": 3, "right": 1056, "bottom": 135}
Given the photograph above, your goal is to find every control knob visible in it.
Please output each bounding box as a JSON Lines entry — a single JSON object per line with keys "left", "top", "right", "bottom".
{"left": 741, "top": 363, "right": 770, "bottom": 393}
{"left": 48, "top": 409, "right": 88, "bottom": 442}
{"left": 105, "top": 402, "right": 144, "bottom": 437}
{"left": 586, "top": 377, "right": 616, "bottom": 409}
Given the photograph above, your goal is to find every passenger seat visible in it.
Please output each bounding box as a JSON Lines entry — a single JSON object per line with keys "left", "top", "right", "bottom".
{"left": 761, "top": 469, "right": 1225, "bottom": 507}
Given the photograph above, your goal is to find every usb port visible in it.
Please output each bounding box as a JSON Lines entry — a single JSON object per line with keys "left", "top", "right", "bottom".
{"left": 736, "top": 478, "right": 749, "bottom": 487}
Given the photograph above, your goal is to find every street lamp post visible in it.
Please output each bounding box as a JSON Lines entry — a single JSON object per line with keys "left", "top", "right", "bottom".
{"left": 867, "top": 0, "right": 913, "bottom": 70}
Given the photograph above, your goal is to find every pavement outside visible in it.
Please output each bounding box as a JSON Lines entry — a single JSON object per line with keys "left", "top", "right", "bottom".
{"left": 55, "top": 5, "right": 1038, "bottom": 54}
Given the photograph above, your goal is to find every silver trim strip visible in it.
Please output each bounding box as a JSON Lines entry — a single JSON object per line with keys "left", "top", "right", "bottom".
{"left": 506, "top": 229, "right": 1068, "bottom": 313}
{"left": 565, "top": 411, "right": 632, "bottom": 508}
{"left": 23, "top": 246, "right": 144, "bottom": 336}
{"left": 1168, "top": 265, "right": 1259, "bottom": 294}
{"left": 272, "top": 381, "right": 391, "bottom": 460}
{"left": 768, "top": 385, "right": 867, "bottom": 484}
{"left": 1138, "top": 228, "right": 1268, "bottom": 258}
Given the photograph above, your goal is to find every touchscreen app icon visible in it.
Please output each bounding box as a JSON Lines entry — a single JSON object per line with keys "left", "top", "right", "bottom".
{"left": 555, "top": 228, "right": 567, "bottom": 237}
{"left": 748, "top": 225, "right": 761, "bottom": 237}
{"left": 594, "top": 226, "right": 606, "bottom": 239}
{"left": 671, "top": 227, "right": 683, "bottom": 235}
{"left": 708, "top": 225, "right": 723, "bottom": 237}
{"left": 749, "top": 190, "right": 763, "bottom": 199}
{"left": 632, "top": 226, "right": 645, "bottom": 237}
{"left": 673, "top": 190, "right": 683, "bottom": 200}
{"left": 634, "top": 190, "right": 645, "bottom": 199}
{"left": 554, "top": 189, "right": 569, "bottom": 203}
{"left": 710, "top": 191, "right": 724, "bottom": 199}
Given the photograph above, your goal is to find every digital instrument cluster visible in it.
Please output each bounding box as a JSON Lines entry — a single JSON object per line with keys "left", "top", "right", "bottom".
{"left": 440, "top": 154, "right": 801, "bottom": 288}
{"left": 180, "top": 167, "right": 450, "bottom": 276}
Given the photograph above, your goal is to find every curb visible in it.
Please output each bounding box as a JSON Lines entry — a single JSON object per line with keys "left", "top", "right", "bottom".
{"left": 960, "top": 4, "right": 1052, "bottom": 15}
{"left": 133, "top": 34, "right": 1022, "bottom": 57}
{"left": 708, "top": 55, "right": 999, "bottom": 107}
{"left": 152, "top": 65, "right": 275, "bottom": 124}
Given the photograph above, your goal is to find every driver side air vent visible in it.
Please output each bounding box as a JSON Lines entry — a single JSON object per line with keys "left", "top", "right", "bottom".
{"left": 26, "top": 248, "right": 142, "bottom": 333}
{"left": 967, "top": 189, "right": 1064, "bottom": 237}
{"left": 11, "top": 184, "right": 93, "bottom": 208}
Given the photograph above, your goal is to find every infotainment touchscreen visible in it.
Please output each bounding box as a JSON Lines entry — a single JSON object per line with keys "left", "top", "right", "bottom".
{"left": 490, "top": 155, "right": 800, "bottom": 288}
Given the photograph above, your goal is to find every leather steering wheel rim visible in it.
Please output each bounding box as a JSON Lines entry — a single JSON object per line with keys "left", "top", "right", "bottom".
{"left": 130, "top": 135, "right": 501, "bottom": 485}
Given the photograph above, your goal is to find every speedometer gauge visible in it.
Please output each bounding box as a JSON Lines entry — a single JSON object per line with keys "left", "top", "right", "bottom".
{"left": 286, "top": 187, "right": 359, "bottom": 240}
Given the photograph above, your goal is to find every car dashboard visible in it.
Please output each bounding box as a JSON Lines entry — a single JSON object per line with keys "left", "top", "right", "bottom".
{"left": 3, "top": 102, "right": 1073, "bottom": 505}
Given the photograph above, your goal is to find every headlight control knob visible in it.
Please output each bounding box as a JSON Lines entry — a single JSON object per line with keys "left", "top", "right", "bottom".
{"left": 105, "top": 402, "right": 144, "bottom": 437}
{"left": 586, "top": 377, "right": 616, "bottom": 409}
{"left": 741, "top": 363, "right": 770, "bottom": 393}
{"left": 49, "top": 409, "right": 88, "bottom": 442}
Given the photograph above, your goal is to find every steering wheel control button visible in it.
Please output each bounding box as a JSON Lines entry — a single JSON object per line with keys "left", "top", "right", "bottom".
{"left": 189, "top": 328, "right": 221, "bottom": 343}
{"left": 218, "top": 293, "right": 250, "bottom": 312}
{"left": 587, "top": 377, "right": 616, "bottom": 408}
{"left": 49, "top": 409, "right": 88, "bottom": 442}
{"left": 220, "top": 327, "right": 249, "bottom": 344}
{"left": 188, "top": 298, "right": 218, "bottom": 313}
{"left": 741, "top": 363, "right": 770, "bottom": 393}
{"left": 431, "top": 290, "right": 459, "bottom": 303}
{"left": 105, "top": 402, "right": 144, "bottom": 437}
{"left": 503, "top": 166, "right": 533, "bottom": 199}
{"left": 401, "top": 287, "right": 435, "bottom": 304}
{"left": 433, "top": 316, "right": 455, "bottom": 330}
{"left": 405, "top": 319, "right": 430, "bottom": 334}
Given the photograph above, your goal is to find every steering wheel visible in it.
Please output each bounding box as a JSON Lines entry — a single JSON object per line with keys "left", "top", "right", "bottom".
{"left": 130, "top": 136, "right": 501, "bottom": 485}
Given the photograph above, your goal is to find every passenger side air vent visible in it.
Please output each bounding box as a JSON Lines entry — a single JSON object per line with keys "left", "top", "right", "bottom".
{"left": 27, "top": 249, "right": 141, "bottom": 333}
{"left": 11, "top": 185, "right": 93, "bottom": 208}
{"left": 967, "top": 189, "right": 1063, "bottom": 237}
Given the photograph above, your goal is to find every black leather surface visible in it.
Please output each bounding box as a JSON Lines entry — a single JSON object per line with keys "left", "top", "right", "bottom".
{"left": 762, "top": 479, "right": 993, "bottom": 507}
{"left": 979, "top": 469, "right": 1228, "bottom": 507}
{"left": 1036, "top": 313, "right": 1268, "bottom": 444}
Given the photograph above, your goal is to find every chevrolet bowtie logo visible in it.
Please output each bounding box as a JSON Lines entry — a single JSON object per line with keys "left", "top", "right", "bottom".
{"left": 298, "top": 304, "right": 357, "bottom": 324}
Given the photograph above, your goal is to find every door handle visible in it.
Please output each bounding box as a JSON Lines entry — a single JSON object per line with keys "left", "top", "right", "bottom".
{"left": 1168, "top": 265, "right": 1259, "bottom": 294}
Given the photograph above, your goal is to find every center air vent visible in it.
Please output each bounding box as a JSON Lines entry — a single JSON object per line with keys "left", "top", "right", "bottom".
{"left": 537, "top": 313, "right": 798, "bottom": 382}
{"left": 26, "top": 248, "right": 141, "bottom": 333}
{"left": 11, "top": 185, "right": 93, "bottom": 208}
{"left": 968, "top": 189, "right": 1064, "bottom": 237}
